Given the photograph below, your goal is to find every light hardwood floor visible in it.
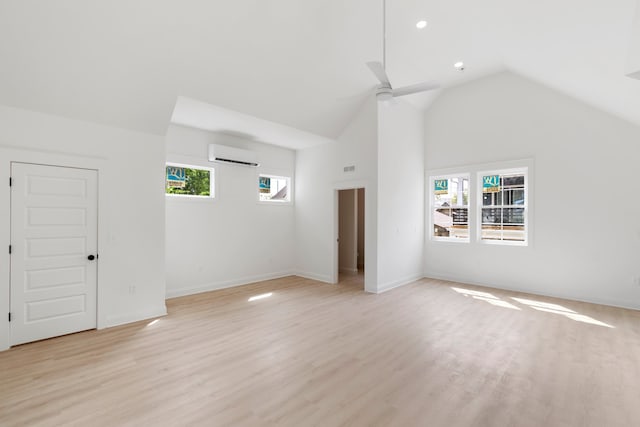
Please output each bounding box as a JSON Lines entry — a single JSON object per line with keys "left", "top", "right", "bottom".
{"left": 2, "top": 275, "right": 640, "bottom": 427}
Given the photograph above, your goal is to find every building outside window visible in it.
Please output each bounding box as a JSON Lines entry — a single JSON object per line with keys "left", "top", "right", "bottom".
{"left": 258, "top": 174, "right": 290, "bottom": 202}
{"left": 479, "top": 169, "right": 527, "bottom": 243}
{"left": 431, "top": 175, "right": 469, "bottom": 241}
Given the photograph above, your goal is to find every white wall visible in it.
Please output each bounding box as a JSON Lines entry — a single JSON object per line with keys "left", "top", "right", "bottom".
{"left": 0, "top": 105, "right": 167, "bottom": 351}
{"left": 377, "top": 101, "right": 425, "bottom": 292}
{"left": 627, "top": 0, "right": 640, "bottom": 79}
{"left": 295, "top": 97, "right": 379, "bottom": 291}
{"left": 294, "top": 143, "right": 340, "bottom": 283}
{"left": 165, "top": 125, "right": 296, "bottom": 297}
{"left": 424, "top": 71, "right": 640, "bottom": 309}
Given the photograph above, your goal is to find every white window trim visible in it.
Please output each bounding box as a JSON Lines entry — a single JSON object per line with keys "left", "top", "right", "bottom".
{"left": 257, "top": 173, "right": 292, "bottom": 205}
{"left": 165, "top": 162, "right": 215, "bottom": 200}
{"left": 476, "top": 166, "right": 529, "bottom": 246}
{"left": 428, "top": 173, "right": 471, "bottom": 243}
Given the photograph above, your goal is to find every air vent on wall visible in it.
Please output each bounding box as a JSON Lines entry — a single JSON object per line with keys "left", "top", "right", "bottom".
{"left": 208, "top": 144, "right": 259, "bottom": 167}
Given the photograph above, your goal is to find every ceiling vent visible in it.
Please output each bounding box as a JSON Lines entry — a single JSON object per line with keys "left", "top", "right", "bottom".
{"left": 208, "top": 144, "right": 259, "bottom": 167}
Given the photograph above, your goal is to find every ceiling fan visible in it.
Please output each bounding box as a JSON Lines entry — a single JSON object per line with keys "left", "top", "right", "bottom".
{"left": 367, "top": 0, "right": 440, "bottom": 102}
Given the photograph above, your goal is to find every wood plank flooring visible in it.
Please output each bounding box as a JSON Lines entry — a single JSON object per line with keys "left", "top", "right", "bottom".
{"left": 1, "top": 275, "right": 640, "bottom": 427}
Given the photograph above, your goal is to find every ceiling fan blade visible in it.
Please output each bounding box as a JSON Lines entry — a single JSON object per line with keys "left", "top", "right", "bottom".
{"left": 392, "top": 81, "right": 440, "bottom": 97}
{"left": 366, "top": 61, "right": 391, "bottom": 86}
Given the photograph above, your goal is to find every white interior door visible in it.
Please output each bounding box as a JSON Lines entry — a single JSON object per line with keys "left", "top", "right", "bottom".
{"left": 10, "top": 163, "right": 98, "bottom": 346}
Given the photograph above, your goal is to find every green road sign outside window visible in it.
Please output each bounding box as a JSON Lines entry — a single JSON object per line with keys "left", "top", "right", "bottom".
{"left": 434, "top": 179, "right": 448, "bottom": 195}
{"left": 483, "top": 175, "right": 500, "bottom": 193}
{"left": 259, "top": 176, "right": 271, "bottom": 193}
{"left": 166, "top": 166, "right": 186, "bottom": 188}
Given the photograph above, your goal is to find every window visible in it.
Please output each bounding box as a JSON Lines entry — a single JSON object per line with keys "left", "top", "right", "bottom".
{"left": 431, "top": 175, "right": 469, "bottom": 241}
{"left": 258, "top": 174, "right": 290, "bottom": 202}
{"left": 165, "top": 164, "right": 214, "bottom": 198}
{"left": 479, "top": 169, "right": 527, "bottom": 243}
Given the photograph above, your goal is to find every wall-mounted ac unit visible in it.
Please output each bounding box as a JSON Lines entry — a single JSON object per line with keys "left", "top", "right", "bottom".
{"left": 208, "top": 144, "right": 259, "bottom": 167}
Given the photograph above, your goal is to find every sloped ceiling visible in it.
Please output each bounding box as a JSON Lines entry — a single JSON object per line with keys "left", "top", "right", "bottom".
{"left": 0, "top": 0, "right": 638, "bottom": 141}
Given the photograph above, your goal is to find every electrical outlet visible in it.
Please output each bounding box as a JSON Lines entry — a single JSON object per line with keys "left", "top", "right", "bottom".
{"left": 129, "top": 285, "right": 136, "bottom": 295}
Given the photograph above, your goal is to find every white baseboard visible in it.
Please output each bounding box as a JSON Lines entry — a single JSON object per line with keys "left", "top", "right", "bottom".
{"left": 424, "top": 270, "right": 640, "bottom": 312}
{"left": 294, "top": 271, "right": 334, "bottom": 284}
{"left": 376, "top": 273, "right": 424, "bottom": 294}
{"left": 104, "top": 305, "right": 168, "bottom": 329}
{"left": 166, "top": 271, "right": 296, "bottom": 299}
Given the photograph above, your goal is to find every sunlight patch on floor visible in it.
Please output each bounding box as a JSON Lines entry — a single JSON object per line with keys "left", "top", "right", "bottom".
{"left": 511, "top": 297, "right": 576, "bottom": 313}
{"left": 528, "top": 306, "right": 614, "bottom": 328}
{"left": 451, "top": 288, "right": 615, "bottom": 327}
{"left": 248, "top": 292, "right": 273, "bottom": 302}
{"left": 451, "top": 287, "right": 497, "bottom": 299}
{"left": 473, "top": 295, "right": 521, "bottom": 310}
{"left": 452, "top": 287, "right": 521, "bottom": 310}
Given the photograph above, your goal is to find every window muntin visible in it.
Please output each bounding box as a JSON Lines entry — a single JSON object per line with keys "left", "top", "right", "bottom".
{"left": 258, "top": 174, "right": 290, "bottom": 202}
{"left": 480, "top": 171, "right": 526, "bottom": 242}
{"left": 431, "top": 175, "right": 469, "bottom": 241}
{"left": 165, "top": 164, "right": 213, "bottom": 198}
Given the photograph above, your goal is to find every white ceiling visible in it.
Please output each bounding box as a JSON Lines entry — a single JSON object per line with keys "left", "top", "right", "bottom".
{"left": 171, "top": 96, "right": 335, "bottom": 150}
{"left": 0, "top": 0, "right": 638, "bottom": 142}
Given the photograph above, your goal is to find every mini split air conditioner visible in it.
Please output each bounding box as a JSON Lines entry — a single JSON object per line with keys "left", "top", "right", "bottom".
{"left": 208, "top": 144, "right": 259, "bottom": 167}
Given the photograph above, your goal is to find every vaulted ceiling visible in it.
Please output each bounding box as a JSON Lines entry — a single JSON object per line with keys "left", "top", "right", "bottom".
{"left": 0, "top": 0, "right": 638, "bottom": 141}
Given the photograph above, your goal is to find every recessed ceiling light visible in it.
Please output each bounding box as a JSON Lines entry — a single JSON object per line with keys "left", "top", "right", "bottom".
{"left": 454, "top": 61, "right": 465, "bottom": 70}
{"left": 416, "top": 20, "right": 428, "bottom": 29}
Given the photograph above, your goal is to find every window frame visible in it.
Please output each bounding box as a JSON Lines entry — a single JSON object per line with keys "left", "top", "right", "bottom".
{"left": 165, "top": 162, "right": 215, "bottom": 200}
{"left": 476, "top": 167, "right": 528, "bottom": 246}
{"left": 427, "top": 159, "right": 533, "bottom": 247}
{"left": 257, "top": 173, "right": 292, "bottom": 204}
{"left": 428, "top": 173, "right": 471, "bottom": 243}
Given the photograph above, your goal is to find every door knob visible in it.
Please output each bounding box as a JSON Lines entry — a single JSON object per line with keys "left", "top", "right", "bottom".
{"left": 87, "top": 255, "right": 96, "bottom": 261}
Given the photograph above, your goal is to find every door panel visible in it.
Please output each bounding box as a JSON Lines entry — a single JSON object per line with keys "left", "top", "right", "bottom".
{"left": 26, "top": 295, "right": 86, "bottom": 322}
{"left": 27, "top": 237, "right": 87, "bottom": 258}
{"left": 10, "top": 163, "right": 98, "bottom": 346}
{"left": 27, "top": 207, "right": 87, "bottom": 226}
{"left": 26, "top": 267, "right": 86, "bottom": 290}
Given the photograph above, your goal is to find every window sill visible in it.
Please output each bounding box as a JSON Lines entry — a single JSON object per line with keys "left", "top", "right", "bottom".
{"left": 257, "top": 200, "right": 293, "bottom": 206}
{"left": 430, "top": 237, "right": 470, "bottom": 243}
{"left": 166, "top": 194, "right": 215, "bottom": 202}
{"left": 479, "top": 239, "right": 528, "bottom": 247}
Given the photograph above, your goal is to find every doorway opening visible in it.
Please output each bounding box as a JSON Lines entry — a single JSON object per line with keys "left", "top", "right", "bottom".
{"left": 337, "top": 188, "right": 365, "bottom": 289}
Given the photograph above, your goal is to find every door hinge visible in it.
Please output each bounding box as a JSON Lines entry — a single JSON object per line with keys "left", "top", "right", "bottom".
{"left": 8, "top": 245, "right": 11, "bottom": 254}
{"left": 9, "top": 177, "right": 11, "bottom": 187}
{"left": 8, "top": 313, "right": 11, "bottom": 322}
